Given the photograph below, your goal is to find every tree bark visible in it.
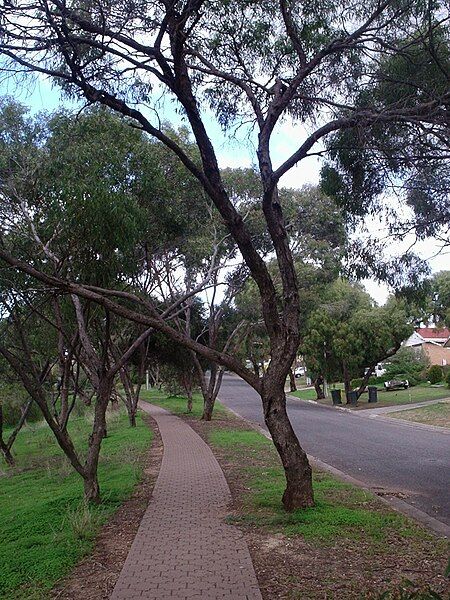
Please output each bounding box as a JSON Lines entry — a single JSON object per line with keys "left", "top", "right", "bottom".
{"left": 83, "top": 376, "right": 112, "bottom": 503}
{"left": 343, "top": 363, "right": 352, "bottom": 403}
{"left": 262, "top": 386, "right": 314, "bottom": 511}
{"left": 0, "top": 403, "right": 15, "bottom": 466}
{"left": 289, "top": 369, "right": 297, "bottom": 392}
{"left": 128, "top": 410, "right": 137, "bottom": 427}
{"left": 314, "top": 377, "right": 325, "bottom": 400}
{"left": 83, "top": 475, "right": 101, "bottom": 504}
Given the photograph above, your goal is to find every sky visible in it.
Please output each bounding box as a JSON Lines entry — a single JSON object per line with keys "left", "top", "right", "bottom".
{"left": 1, "top": 75, "right": 448, "bottom": 305}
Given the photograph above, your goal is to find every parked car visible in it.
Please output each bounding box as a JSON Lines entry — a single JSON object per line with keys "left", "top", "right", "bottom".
{"left": 364, "top": 363, "right": 387, "bottom": 377}
{"left": 294, "top": 366, "right": 306, "bottom": 378}
{"left": 384, "top": 379, "right": 409, "bottom": 390}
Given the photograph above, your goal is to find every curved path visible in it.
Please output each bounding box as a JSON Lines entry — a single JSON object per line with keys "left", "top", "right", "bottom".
{"left": 110, "top": 402, "right": 262, "bottom": 600}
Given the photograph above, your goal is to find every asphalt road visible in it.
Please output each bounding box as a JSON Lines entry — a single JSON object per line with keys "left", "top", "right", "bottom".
{"left": 218, "top": 374, "right": 450, "bottom": 526}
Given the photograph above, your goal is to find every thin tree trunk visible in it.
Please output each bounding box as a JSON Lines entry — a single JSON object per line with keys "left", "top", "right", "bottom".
{"left": 343, "top": 363, "right": 352, "bottom": 403}
{"left": 262, "top": 385, "right": 314, "bottom": 511}
{"left": 0, "top": 404, "right": 14, "bottom": 466}
{"left": 289, "top": 369, "right": 297, "bottom": 392}
{"left": 83, "top": 376, "right": 112, "bottom": 503}
{"left": 4, "top": 397, "right": 33, "bottom": 455}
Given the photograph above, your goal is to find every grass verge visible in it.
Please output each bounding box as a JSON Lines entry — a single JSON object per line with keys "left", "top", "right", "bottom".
{"left": 290, "top": 383, "right": 450, "bottom": 409}
{"left": 140, "top": 388, "right": 228, "bottom": 419}
{"left": 389, "top": 401, "right": 450, "bottom": 428}
{"left": 0, "top": 410, "right": 152, "bottom": 600}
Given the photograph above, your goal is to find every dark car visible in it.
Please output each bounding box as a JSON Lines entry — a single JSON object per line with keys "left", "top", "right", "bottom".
{"left": 384, "top": 379, "right": 409, "bottom": 390}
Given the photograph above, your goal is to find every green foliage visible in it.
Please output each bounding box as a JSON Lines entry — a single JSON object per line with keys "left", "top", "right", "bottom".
{"left": 320, "top": 27, "right": 450, "bottom": 276}
{"left": 446, "top": 371, "right": 450, "bottom": 389}
{"left": 427, "top": 365, "right": 443, "bottom": 385}
{"left": 0, "top": 411, "right": 152, "bottom": 599}
{"left": 0, "top": 101, "right": 216, "bottom": 288}
{"left": 301, "top": 282, "right": 413, "bottom": 384}
{"left": 385, "top": 347, "right": 429, "bottom": 382}
{"left": 0, "top": 383, "right": 40, "bottom": 427}
{"left": 428, "top": 272, "right": 450, "bottom": 327}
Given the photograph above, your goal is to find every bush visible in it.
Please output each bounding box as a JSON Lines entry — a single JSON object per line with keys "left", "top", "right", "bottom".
{"left": 446, "top": 371, "right": 450, "bottom": 389}
{"left": 428, "top": 365, "right": 443, "bottom": 385}
{"left": 351, "top": 378, "right": 363, "bottom": 389}
{"left": 385, "top": 347, "right": 429, "bottom": 382}
{"left": 0, "top": 383, "right": 41, "bottom": 427}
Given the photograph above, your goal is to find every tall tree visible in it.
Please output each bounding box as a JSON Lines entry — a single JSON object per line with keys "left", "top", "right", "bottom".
{"left": 0, "top": 0, "right": 448, "bottom": 509}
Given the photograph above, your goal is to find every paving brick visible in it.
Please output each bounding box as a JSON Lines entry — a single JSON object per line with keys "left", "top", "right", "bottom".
{"left": 110, "top": 403, "right": 262, "bottom": 600}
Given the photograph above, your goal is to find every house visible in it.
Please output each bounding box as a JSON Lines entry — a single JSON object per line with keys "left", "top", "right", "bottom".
{"left": 403, "top": 327, "right": 450, "bottom": 366}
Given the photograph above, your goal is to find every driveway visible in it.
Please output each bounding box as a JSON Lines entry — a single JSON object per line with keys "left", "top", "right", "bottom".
{"left": 218, "top": 374, "right": 450, "bottom": 527}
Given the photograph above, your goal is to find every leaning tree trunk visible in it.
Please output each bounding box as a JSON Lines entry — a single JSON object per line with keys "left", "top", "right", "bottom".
{"left": 314, "top": 377, "right": 325, "bottom": 400}
{"left": 262, "top": 384, "right": 314, "bottom": 511}
{"left": 0, "top": 438, "right": 14, "bottom": 466}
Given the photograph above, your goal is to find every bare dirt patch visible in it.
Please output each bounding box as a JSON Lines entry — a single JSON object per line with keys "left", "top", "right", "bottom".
{"left": 50, "top": 414, "right": 163, "bottom": 600}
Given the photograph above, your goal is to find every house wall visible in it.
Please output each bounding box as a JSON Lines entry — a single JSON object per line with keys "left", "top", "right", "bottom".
{"left": 423, "top": 342, "right": 450, "bottom": 366}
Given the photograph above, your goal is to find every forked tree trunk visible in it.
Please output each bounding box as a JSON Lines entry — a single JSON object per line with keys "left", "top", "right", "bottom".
{"left": 314, "top": 377, "right": 325, "bottom": 400}
{"left": 262, "top": 387, "right": 314, "bottom": 511}
{"left": 83, "top": 474, "right": 101, "bottom": 504}
{"left": 0, "top": 438, "right": 14, "bottom": 466}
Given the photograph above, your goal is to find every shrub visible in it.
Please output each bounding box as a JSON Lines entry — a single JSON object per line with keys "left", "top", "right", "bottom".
{"left": 385, "top": 347, "right": 429, "bottom": 382}
{"left": 446, "top": 370, "right": 450, "bottom": 389}
{"left": 0, "top": 383, "right": 41, "bottom": 427}
{"left": 351, "top": 378, "right": 363, "bottom": 389}
{"left": 427, "top": 365, "right": 443, "bottom": 385}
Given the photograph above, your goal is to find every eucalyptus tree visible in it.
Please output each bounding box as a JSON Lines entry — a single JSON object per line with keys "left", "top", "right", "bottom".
{"left": 0, "top": 0, "right": 448, "bottom": 509}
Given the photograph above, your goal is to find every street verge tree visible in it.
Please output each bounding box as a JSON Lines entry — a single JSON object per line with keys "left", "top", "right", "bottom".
{"left": 0, "top": 0, "right": 448, "bottom": 510}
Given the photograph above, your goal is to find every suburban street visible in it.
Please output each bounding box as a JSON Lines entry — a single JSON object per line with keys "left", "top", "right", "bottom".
{"left": 219, "top": 374, "right": 450, "bottom": 526}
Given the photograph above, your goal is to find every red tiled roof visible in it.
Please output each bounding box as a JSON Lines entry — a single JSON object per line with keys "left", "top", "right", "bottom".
{"left": 416, "top": 327, "right": 450, "bottom": 339}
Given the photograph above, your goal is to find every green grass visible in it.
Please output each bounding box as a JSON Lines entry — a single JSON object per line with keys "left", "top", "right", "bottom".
{"left": 140, "top": 388, "right": 228, "bottom": 419}
{"left": 290, "top": 383, "right": 450, "bottom": 408}
{"left": 0, "top": 410, "right": 152, "bottom": 600}
{"left": 209, "top": 428, "right": 430, "bottom": 545}
{"left": 390, "top": 401, "right": 450, "bottom": 428}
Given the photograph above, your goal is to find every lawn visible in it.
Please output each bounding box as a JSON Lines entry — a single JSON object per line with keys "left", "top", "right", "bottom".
{"left": 290, "top": 382, "right": 450, "bottom": 409}
{"left": 140, "top": 388, "right": 228, "bottom": 419}
{"left": 389, "top": 401, "right": 450, "bottom": 428}
{"left": 0, "top": 409, "right": 152, "bottom": 600}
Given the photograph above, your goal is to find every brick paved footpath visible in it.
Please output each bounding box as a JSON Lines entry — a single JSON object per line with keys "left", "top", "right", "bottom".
{"left": 110, "top": 402, "right": 262, "bottom": 600}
